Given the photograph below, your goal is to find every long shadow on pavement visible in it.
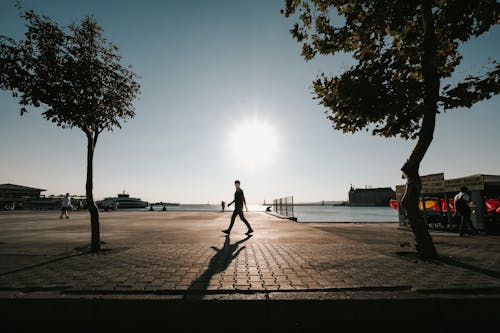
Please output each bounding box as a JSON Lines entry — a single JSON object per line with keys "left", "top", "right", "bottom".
{"left": 396, "top": 251, "right": 500, "bottom": 280}
{"left": 184, "top": 234, "right": 252, "bottom": 300}
{"left": 0, "top": 252, "right": 86, "bottom": 277}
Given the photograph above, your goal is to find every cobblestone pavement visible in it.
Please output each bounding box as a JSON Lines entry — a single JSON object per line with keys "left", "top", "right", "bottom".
{"left": 1, "top": 211, "right": 499, "bottom": 297}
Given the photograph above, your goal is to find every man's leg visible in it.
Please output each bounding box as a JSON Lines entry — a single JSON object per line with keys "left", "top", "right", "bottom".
{"left": 223, "top": 211, "right": 238, "bottom": 234}
{"left": 465, "top": 213, "right": 477, "bottom": 234}
{"left": 458, "top": 215, "right": 466, "bottom": 236}
{"left": 238, "top": 211, "right": 253, "bottom": 232}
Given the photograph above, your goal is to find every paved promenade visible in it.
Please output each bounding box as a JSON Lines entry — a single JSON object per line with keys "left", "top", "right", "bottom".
{"left": 1, "top": 211, "right": 500, "bottom": 330}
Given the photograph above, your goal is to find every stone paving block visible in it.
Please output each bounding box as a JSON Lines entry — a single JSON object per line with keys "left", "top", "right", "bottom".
{"left": 235, "top": 278, "right": 248, "bottom": 285}
{"left": 219, "top": 281, "right": 234, "bottom": 288}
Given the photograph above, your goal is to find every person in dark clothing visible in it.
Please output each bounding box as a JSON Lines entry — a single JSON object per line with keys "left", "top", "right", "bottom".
{"left": 454, "top": 186, "right": 478, "bottom": 236}
{"left": 222, "top": 180, "right": 254, "bottom": 235}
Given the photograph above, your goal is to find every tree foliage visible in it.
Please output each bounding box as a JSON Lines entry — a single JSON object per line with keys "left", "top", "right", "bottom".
{"left": 0, "top": 8, "right": 140, "bottom": 137}
{"left": 283, "top": 0, "right": 498, "bottom": 259}
{"left": 282, "top": 0, "right": 499, "bottom": 140}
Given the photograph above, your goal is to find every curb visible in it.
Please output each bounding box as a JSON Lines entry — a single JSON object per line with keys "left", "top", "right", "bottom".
{"left": 2, "top": 295, "right": 500, "bottom": 331}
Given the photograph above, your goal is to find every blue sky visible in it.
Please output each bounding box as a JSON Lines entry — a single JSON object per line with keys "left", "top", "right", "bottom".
{"left": 1, "top": 0, "right": 499, "bottom": 204}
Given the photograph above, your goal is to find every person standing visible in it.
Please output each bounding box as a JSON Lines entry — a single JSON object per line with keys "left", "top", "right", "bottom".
{"left": 59, "top": 193, "right": 72, "bottom": 219}
{"left": 222, "top": 180, "right": 254, "bottom": 235}
{"left": 454, "top": 186, "right": 477, "bottom": 236}
{"left": 221, "top": 200, "right": 226, "bottom": 212}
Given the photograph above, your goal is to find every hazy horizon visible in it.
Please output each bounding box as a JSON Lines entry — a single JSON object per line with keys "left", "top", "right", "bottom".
{"left": 1, "top": 0, "right": 499, "bottom": 204}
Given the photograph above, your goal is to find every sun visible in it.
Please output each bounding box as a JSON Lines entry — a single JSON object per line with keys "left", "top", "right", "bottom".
{"left": 227, "top": 118, "right": 278, "bottom": 168}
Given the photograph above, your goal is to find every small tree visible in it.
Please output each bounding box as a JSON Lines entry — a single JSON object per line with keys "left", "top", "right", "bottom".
{"left": 283, "top": 0, "right": 499, "bottom": 259}
{"left": 0, "top": 8, "right": 140, "bottom": 252}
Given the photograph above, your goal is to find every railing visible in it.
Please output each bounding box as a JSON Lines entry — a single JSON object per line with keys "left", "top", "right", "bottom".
{"left": 272, "top": 196, "right": 294, "bottom": 218}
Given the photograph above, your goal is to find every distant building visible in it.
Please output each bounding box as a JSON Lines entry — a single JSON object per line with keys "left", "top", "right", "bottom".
{"left": 0, "top": 183, "right": 47, "bottom": 210}
{"left": 0, "top": 183, "right": 46, "bottom": 199}
{"left": 348, "top": 186, "right": 395, "bottom": 206}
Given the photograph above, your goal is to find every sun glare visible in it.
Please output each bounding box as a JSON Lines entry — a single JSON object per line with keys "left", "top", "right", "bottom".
{"left": 228, "top": 118, "right": 278, "bottom": 168}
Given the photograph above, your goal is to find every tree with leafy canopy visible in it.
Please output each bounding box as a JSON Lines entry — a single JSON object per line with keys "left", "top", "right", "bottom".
{"left": 0, "top": 8, "right": 140, "bottom": 252}
{"left": 282, "top": 0, "right": 499, "bottom": 259}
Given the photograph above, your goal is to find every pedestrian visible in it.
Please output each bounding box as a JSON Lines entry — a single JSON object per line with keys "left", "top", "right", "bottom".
{"left": 59, "top": 193, "right": 72, "bottom": 219}
{"left": 222, "top": 180, "right": 254, "bottom": 235}
{"left": 221, "top": 200, "right": 226, "bottom": 212}
{"left": 454, "top": 186, "right": 478, "bottom": 236}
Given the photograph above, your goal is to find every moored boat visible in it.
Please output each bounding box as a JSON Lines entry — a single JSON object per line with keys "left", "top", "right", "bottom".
{"left": 98, "top": 191, "right": 148, "bottom": 209}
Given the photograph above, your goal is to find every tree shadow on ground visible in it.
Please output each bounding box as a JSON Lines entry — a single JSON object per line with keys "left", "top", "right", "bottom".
{"left": 184, "top": 234, "right": 252, "bottom": 300}
{"left": 396, "top": 251, "right": 500, "bottom": 280}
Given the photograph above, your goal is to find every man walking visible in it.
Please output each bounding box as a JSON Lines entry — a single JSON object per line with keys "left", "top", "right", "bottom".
{"left": 222, "top": 180, "right": 254, "bottom": 235}
{"left": 454, "top": 186, "right": 477, "bottom": 236}
{"left": 59, "top": 193, "right": 72, "bottom": 219}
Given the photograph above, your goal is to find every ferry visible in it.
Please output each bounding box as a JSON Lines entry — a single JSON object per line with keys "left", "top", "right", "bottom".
{"left": 98, "top": 191, "right": 148, "bottom": 209}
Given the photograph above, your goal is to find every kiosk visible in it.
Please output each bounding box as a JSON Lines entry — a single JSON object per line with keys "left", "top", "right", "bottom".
{"left": 394, "top": 174, "right": 500, "bottom": 233}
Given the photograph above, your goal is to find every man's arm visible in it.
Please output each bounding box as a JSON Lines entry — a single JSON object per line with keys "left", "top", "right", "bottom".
{"left": 243, "top": 193, "right": 248, "bottom": 211}
{"left": 232, "top": 246, "right": 246, "bottom": 260}
{"left": 228, "top": 200, "right": 234, "bottom": 206}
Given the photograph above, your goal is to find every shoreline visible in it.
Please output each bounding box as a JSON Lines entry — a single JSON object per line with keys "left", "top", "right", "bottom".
{"left": 0, "top": 209, "right": 399, "bottom": 224}
{"left": 264, "top": 211, "right": 397, "bottom": 224}
{"left": 297, "top": 221, "right": 398, "bottom": 224}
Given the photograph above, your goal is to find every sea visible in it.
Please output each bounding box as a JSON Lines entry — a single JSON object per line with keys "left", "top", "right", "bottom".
{"left": 292, "top": 205, "right": 397, "bottom": 223}
{"left": 142, "top": 204, "right": 398, "bottom": 223}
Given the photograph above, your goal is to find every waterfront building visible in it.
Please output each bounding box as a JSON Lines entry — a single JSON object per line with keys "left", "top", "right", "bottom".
{"left": 348, "top": 186, "right": 396, "bottom": 206}
{"left": 0, "top": 183, "right": 46, "bottom": 199}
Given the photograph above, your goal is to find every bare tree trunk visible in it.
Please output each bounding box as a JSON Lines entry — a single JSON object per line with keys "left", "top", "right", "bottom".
{"left": 401, "top": 0, "right": 440, "bottom": 260}
{"left": 86, "top": 132, "right": 100, "bottom": 252}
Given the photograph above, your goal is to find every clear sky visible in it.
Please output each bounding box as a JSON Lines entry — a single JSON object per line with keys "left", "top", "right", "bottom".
{"left": 1, "top": 0, "right": 499, "bottom": 204}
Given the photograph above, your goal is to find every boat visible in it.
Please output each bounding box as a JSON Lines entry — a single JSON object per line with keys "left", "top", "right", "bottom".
{"left": 98, "top": 191, "right": 149, "bottom": 209}
{"left": 152, "top": 201, "right": 179, "bottom": 206}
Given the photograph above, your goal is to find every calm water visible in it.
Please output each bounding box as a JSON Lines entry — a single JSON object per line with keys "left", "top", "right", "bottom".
{"left": 293, "top": 205, "right": 397, "bottom": 223}
{"left": 139, "top": 204, "right": 397, "bottom": 223}
{"left": 147, "top": 204, "right": 236, "bottom": 211}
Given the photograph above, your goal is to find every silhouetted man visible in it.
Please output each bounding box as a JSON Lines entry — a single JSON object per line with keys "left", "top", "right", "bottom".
{"left": 222, "top": 180, "right": 254, "bottom": 235}
{"left": 454, "top": 186, "right": 478, "bottom": 236}
{"left": 59, "top": 193, "right": 72, "bottom": 219}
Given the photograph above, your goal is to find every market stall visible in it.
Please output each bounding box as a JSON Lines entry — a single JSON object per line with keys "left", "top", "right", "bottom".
{"left": 393, "top": 174, "right": 500, "bottom": 233}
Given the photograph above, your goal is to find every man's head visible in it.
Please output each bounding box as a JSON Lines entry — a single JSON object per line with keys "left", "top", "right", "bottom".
{"left": 234, "top": 180, "right": 240, "bottom": 189}
{"left": 460, "top": 186, "right": 468, "bottom": 193}
{"left": 65, "top": 193, "right": 69, "bottom": 197}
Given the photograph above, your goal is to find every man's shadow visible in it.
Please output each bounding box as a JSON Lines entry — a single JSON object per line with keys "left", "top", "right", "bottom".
{"left": 184, "top": 234, "right": 252, "bottom": 300}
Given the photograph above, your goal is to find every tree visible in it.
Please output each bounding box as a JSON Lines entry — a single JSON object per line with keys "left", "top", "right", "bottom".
{"left": 0, "top": 8, "right": 140, "bottom": 252}
{"left": 283, "top": 0, "right": 499, "bottom": 259}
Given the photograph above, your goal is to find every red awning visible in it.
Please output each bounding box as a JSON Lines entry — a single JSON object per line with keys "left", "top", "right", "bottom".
{"left": 486, "top": 199, "right": 500, "bottom": 213}
{"left": 391, "top": 198, "right": 500, "bottom": 213}
{"left": 389, "top": 199, "right": 398, "bottom": 210}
